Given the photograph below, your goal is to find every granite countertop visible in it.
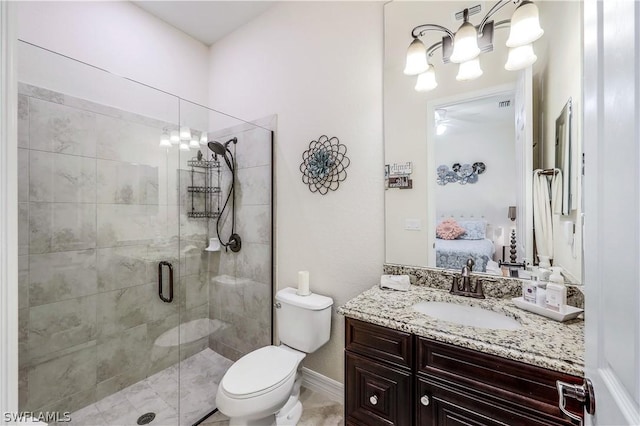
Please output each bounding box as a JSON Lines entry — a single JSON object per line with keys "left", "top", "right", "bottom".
{"left": 338, "top": 285, "right": 584, "bottom": 377}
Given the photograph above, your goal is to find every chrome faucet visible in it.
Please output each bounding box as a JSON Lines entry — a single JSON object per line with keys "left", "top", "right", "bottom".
{"left": 450, "top": 258, "right": 487, "bottom": 299}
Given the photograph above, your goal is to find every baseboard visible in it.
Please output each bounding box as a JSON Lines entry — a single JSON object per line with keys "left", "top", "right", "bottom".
{"left": 301, "top": 367, "right": 344, "bottom": 403}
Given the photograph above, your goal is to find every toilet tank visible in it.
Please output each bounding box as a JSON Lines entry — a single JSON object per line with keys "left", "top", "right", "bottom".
{"left": 275, "top": 287, "right": 333, "bottom": 353}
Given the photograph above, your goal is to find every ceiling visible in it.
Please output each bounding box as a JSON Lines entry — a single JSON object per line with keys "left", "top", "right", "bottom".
{"left": 132, "top": 1, "right": 275, "bottom": 46}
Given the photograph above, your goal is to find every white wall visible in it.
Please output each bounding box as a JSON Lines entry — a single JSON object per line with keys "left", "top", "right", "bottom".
{"left": 207, "top": 1, "right": 385, "bottom": 383}
{"left": 16, "top": 1, "right": 210, "bottom": 105}
{"left": 533, "top": 1, "right": 583, "bottom": 283}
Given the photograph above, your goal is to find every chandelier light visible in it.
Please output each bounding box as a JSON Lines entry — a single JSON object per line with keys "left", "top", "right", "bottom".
{"left": 405, "top": 0, "right": 543, "bottom": 92}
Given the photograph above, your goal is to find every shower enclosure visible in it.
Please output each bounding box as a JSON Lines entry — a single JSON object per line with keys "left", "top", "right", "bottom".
{"left": 16, "top": 41, "right": 273, "bottom": 425}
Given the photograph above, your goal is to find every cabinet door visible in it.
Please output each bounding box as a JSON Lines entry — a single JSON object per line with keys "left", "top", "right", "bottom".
{"left": 416, "top": 377, "right": 574, "bottom": 426}
{"left": 346, "top": 352, "right": 412, "bottom": 426}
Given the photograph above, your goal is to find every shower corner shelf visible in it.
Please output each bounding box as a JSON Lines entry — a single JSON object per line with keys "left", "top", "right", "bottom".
{"left": 187, "top": 157, "right": 221, "bottom": 220}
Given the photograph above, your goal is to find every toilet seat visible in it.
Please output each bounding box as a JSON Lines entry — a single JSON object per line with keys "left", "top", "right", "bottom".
{"left": 220, "top": 346, "right": 299, "bottom": 399}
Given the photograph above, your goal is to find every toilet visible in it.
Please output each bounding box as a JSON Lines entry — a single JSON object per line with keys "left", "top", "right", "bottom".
{"left": 215, "top": 287, "right": 334, "bottom": 426}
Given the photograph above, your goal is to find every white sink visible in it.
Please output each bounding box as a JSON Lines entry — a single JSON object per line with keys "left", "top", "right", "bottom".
{"left": 413, "top": 301, "right": 521, "bottom": 330}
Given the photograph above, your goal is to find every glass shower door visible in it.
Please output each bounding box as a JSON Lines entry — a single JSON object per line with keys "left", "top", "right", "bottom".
{"left": 17, "top": 41, "right": 184, "bottom": 425}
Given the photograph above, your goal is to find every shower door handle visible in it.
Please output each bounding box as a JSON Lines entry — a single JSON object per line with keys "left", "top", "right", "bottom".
{"left": 158, "top": 261, "right": 174, "bottom": 303}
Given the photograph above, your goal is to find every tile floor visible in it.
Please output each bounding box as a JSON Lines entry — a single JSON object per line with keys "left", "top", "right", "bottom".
{"left": 62, "top": 348, "right": 233, "bottom": 426}
{"left": 60, "top": 348, "right": 344, "bottom": 426}
{"left": 200, "top": 387, "right": 344, "bottom": 426}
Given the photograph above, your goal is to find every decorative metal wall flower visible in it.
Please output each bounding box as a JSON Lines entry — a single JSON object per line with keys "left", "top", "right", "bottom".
{"left": 300, "top": 135, "right": 350, "bottom": 195}
{"left": 437, "top": 162, "right": 486, "bottom": 185}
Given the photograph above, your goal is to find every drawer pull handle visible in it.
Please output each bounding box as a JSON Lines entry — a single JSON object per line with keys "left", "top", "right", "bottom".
{"left": 420, "top": 395, "right": 430, "bottom": 406}
{"left": 369, "top": 395, "right": 378, "bottom": 405}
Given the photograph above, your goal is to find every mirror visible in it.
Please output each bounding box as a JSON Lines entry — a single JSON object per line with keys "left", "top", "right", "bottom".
{"left": 384, "top": 1, "right": 583, "bottom": 284}
{"left": 555, "top": 98, "right": 573, "bottom": 215}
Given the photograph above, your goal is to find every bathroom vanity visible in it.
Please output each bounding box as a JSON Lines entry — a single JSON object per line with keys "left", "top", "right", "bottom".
{"left": 339, "top": 283, "right": 585, "bottom": 425}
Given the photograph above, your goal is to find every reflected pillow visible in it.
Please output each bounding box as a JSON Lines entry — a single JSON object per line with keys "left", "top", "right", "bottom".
{"left": 436, "top": 219, "right": 465, "bottom": 240}
{"left": 458, "top": 220, "right": 487, "bottom": 240}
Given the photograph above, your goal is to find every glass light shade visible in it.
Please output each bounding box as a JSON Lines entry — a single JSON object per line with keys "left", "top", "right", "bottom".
{"left": 180, "top": 126, "right": 192, "bottom": 141}
{"left": 506, "top": 1, "right": 544, "bottom": 48}
{"left": 170, "top": 130, "right": 180, "bottom": 145}
{"left": 505, "top": 43, "right": 538, "bottom": 71}
{"left": 179, "top": 142, "right": 190, "bottom": 151}
{"left": 159, "top": 134, "right": 171, "bottom": 148}
{"left": 450, "top": 22, "right": 480, "bottom": 64}
{"left": 456, "top": 57, "right": 483, "bottom": 81}
{"left": 414, "top": 66, "right": 438, "bottom": 92}
{"left": 200, "top": 132, "right": 208, "bottom": 145}
{"left": 189, "top": 139, "right": 200, "bottom": 148}
{"left": 403, "top": 38, "right": 428, "bottom": 75}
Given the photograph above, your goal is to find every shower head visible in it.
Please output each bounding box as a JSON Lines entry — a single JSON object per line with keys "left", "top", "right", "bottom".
{"left": 207, "top": 137, "right": 238, "bottom": 156}
{"left": 208, "top": 137, "right": 238, "bottom": 170}
{"left": 207, "top": 141, "right": 227, "bottom": 156}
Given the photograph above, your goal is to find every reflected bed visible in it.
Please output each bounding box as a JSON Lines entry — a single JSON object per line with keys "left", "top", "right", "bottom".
{"left": 435, "top": 238, "right": 495, "bottom": 272}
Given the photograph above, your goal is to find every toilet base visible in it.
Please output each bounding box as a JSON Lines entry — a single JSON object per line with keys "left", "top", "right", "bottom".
{"left": 275, "top": 400, "right": 302, "bottom": 425}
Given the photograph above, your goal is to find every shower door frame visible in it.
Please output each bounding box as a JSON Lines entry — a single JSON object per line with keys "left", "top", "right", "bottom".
{"left": 0, "top": 0, "right": 19, "bottom": 417}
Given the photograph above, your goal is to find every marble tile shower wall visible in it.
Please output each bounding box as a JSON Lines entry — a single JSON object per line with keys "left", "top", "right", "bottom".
{"left": 208, "top": 126, "right": 272, "bottom": 362}
{"left": 17, "top": 83, "right": 210, "bottom": 414}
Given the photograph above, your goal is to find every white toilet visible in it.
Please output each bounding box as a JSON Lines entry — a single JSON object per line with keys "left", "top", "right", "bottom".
{"left": 215, "top": 287, "right": 333, "bottom": 426}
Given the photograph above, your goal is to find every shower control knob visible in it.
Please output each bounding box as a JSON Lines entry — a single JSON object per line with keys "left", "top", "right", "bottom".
{"left": 369, "top": 395, "right": 378, "bottom": 405}
{"left": 420, "top": 395, "right": 430, "bottom": 406}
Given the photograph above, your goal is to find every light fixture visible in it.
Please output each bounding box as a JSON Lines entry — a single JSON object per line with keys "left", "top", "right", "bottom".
{"left": 170, "top": 130, "right": 180, "bottom": 145}
{"left": 159, "top": 133, "right": 171, "bottom": 148}
{"left": 405, "top": 0, "right": 543, "bottom": 92}
{"left": 180, "top": 126, "right": 192, "bottom": 141}
{"left": 449, "top": 13, "right": 481, "bottom": 64}
{"left": 506, "top": 0, "right": 544, "bottom": 47}
{"left": 456, "top": 57, "right": 483, "bottom": 81}
{"left": 404, "top": 38, "right": 429, "bottom": 75}
{"left": 414, "top": 64, "right": 438, "bottom": 91}
{"left": 504, "top": 43, "right": 537, "bottom": 70}
{"left": 436, "top": 123, "right": 447, "bottom": 135}
{"left": 200, "top": 132, "right": 208, "bottom": 145}
{"left": 508, "top": 205, "right": 517, "bottom": 221}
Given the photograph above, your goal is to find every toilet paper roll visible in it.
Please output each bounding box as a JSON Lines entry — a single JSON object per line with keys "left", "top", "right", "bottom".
{"left": 297, "top": 271, "right": 310, "bottom": 296}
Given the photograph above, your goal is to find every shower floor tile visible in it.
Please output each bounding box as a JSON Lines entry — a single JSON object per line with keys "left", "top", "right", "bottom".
{"left": 63, "top": 348, "right": 233, "bottom": 426}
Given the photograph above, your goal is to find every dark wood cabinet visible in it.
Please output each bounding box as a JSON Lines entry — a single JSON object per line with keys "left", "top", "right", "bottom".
{"left": 345, "top": 317, "right": 583, "bottom": 426}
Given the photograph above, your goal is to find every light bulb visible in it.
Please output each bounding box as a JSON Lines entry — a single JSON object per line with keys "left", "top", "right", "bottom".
{"left": 450, "top": 22, "right": 480, "bottom": 64}
{"left": 200, "top": 132, "right": 208, "bottom": 145}
{"left": 506, "top": 1, "right": 544, "bottom": 48}
{"left": 179, "top": 142, "right": 190, "bottom": 151}
{"left": 436, "top": 124, "right": 447, "bottom": 136}
{"left": 456, "top": 57, "right": 483, "bottom": 81}
{"left": 414, "top": 65, "right": 438, "bottom": 92}
{"left": 159, "top": 133, "right": 171, "bottom": 148}
{"left": 403, "top": 38, "right": 428, "bottom": 75}
{"left": 170, "top": 130, "right": 180, "bottom": 145}
{"left": 505, "top": 43, "right": 538, "bottom": 71}
{"left": 180, "top": 126, "right": 192, "bottom": 141}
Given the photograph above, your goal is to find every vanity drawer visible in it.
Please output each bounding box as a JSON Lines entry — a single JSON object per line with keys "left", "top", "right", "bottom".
{"left": 346, "top": 352, "right": 412, "bottom": 426}
{"left": 346, "top": 318, "right": 413, "bottom": 369}
{"left": 416, "top": 376, "right": 576, "bottom": 426}
{"left": 416, "top": 338, "right": 583, "bottom": 419}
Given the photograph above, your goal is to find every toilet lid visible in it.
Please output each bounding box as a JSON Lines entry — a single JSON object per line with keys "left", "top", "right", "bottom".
{"left": 221, "top": 346, "right": 299, "bottom": 398}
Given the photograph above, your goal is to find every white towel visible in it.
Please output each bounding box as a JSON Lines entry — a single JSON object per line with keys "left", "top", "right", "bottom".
{"left": 551, "top": 169, "right": 563, "bottom": 215}
{"left": 533, "top": 169, "right": 554, "bottom": 260}
{"left": 380, "top": 275, "right": 411, "bottom": 291}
